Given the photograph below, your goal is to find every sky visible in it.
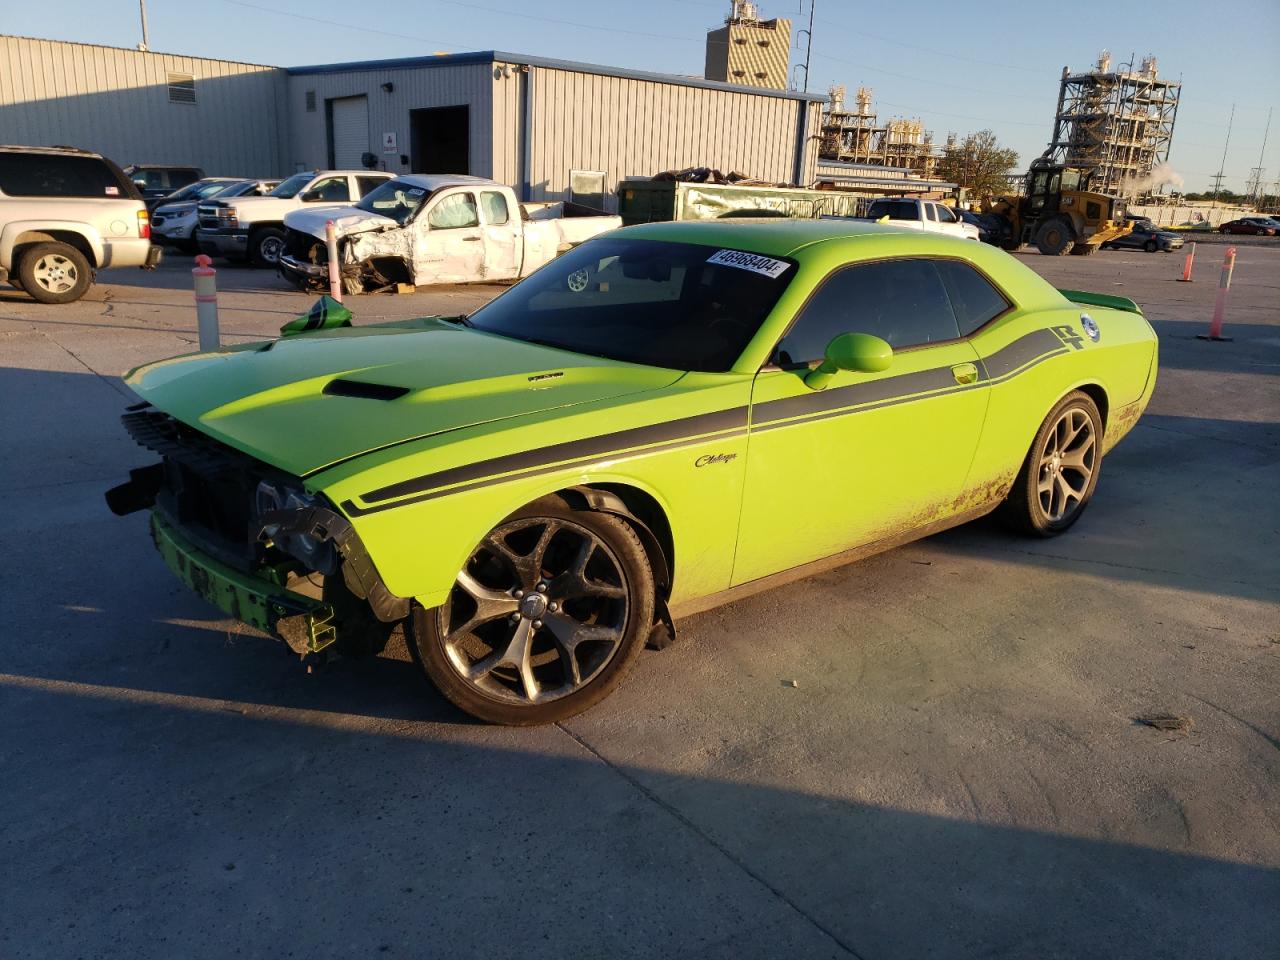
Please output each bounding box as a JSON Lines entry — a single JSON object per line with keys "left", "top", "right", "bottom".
{"left": 7, "top": 0, "right": 1279, "bottom": 193}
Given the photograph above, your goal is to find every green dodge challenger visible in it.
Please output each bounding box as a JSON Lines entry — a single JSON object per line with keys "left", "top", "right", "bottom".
{"left": 107, "top": 220, "right": 1158, "bottom": 724}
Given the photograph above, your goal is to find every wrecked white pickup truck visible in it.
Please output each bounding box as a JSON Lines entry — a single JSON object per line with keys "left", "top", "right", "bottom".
{"left": 278, "top": 174, "right": 621, "bottom": 293}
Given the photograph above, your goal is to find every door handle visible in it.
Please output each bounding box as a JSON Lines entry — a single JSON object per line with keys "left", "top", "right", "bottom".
{"left": 461, "top": 236, "right": 482, "bottom": 242}
{"left": 951, "top": 362, "right": 979, "bottom": 385}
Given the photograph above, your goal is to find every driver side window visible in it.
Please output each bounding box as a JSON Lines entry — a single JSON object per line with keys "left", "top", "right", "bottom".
{"left": 428, "top": 192, "right": 480, "bottom": 229}
{"left": 310, "top": 176, "right": 351, "bottom": 202}
{"left": 774, "top": 259, "right": 961, "bottom": 365}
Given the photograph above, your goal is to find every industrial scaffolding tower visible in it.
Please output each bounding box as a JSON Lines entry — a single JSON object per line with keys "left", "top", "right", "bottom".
{"left": 818, "top": 85, "right": 939, "bottom": 177}
{"left": 1047, "top": 52, "right": 1181, "bottom": 198}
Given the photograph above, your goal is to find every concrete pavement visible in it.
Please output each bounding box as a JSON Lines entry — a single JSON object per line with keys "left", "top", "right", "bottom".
{"left": 1, "top": 248, "right": 1276, "bottom": 959}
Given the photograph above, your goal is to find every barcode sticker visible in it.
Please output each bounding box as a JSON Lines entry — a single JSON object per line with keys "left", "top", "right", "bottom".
{"left": 706, "top": 249, "right": 790, "bottom": 278}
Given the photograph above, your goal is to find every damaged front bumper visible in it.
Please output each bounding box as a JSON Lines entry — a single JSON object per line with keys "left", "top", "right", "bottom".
{"left": 150, "top": 512, "right": 338, "bottom": 655}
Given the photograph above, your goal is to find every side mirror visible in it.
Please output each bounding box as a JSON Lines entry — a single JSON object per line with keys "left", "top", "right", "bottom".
{"left": 299, "top": 189, "right": 321, "bottom": 202}
{"left": 804, "top": 333, "right": 892, "bottom": 390}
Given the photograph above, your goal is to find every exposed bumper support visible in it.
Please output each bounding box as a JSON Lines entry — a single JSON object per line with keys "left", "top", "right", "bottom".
{"left": 151, "top": 512, "right": 338, "bottom": 655}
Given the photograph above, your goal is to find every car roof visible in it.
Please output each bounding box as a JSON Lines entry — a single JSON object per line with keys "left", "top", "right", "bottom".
{"left": 0, "top": 144, "right": 103, "bottom": 158}
{"left": 617, "top": 218, "right": 948, "bottom": 258}
{"left": 387, "top": 173, "right": 496, "bottom": 191}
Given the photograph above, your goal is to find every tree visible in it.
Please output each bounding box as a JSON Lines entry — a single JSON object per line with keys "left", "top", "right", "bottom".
{"left": 937, "top": 130, "right": 1020, "bottom": 202}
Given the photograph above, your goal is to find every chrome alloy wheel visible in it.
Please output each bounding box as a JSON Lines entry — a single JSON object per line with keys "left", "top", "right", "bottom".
{"left": 32, "top": 253, "right": 79, "bottom": 294}
{"left": 1037, "top": 408, "right": 1097, "bottom": 523}
{"left": 438, "top": 517, "right": 630, "bottom": 705}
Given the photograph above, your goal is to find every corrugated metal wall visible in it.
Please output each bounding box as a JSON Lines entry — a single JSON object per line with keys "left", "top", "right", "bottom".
{"left": 0, "top": 35, "right": 288, "bottom": 176}
{"left": 497, "top": 63, "right": 820, "bottom": 210}
{"left": 286, "top": 63, "right": 495, "bottom": 175}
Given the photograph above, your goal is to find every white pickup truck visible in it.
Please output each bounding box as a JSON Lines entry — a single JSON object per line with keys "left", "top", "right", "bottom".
{"left": 197, "top": 170, "right": 394, "bottom": 266}
{"left": 278, "top": 175, "right": 622, "bottom": 292}
{"left": 862, "top": 197, "right": 980, "bottom": 241}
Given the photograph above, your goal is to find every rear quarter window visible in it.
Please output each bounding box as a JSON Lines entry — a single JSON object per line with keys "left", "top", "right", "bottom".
{"left": 0, "top": 154, "right": 134, "bottom": 198}
{"left": 933, "top": 259, "right": 1010, "bottom": 336}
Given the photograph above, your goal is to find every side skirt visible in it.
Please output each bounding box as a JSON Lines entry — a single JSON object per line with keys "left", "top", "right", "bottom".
{"left": 667, "top": 502, "right": 998, "bottom": 622}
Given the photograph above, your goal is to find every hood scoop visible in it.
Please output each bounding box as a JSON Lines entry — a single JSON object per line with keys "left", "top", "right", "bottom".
{"left": 322, "top": 378, "right": 410, "bottom": 401}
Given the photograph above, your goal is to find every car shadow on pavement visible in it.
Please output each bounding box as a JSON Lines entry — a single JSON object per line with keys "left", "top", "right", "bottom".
{"left": 2, "top": 662, "right": 1277, "bottom": 960}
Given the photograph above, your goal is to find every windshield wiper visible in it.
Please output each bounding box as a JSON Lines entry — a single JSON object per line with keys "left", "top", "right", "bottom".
{"left": 444, "top": 314, "right": 472, "bottom": 327}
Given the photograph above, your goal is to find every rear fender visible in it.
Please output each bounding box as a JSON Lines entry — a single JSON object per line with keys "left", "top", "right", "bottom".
{"left": 2, "top": 220, "right": 105, "bottom": 267}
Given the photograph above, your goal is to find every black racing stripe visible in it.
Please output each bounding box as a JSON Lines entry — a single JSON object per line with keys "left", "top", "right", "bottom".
{"left": 752, "top": 365, "right": 959, "bottom": 426}
{"left": 344, "top": 329, "right": 1069, "bottom": 516}
{"left": 751, "top": 331, "right": 1068, "bottom": 434}
{"left": 982, "top": 328, "right": 1064, "bottom": 379}
{"left": 359, "top": 406, "right": 749, "bottom": 505}
{"left": 342, "top": 427, "right": 749, "bottom": 517}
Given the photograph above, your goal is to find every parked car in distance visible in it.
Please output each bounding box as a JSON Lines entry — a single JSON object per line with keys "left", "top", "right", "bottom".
{"left": 279, "top": 175, "right": 623, "bottom": 292}
{"left": 1218, "top": 217, "right": 1277, "bottom": 236}
{"left": 153, "top": 179, "right": 279, "bottom": 252}
{"left": 122, "top": 164, "right": 205, "bottom": 209}
{"left": 958, "top": 209, "right": 996, "bottom": 244}
{"left": 862, "top": 198, "right": 981, "bottom": 241}
{"left": 1, "top": 144, "right": 161, "bottom": 303}
{"left": 107, "top": 221, "right": 1158, "bottom": 724}
{"left": 1101, "top": 218, "right": 1184, "bottom": 253}
{"left": 197, "top": 170, "right": 392, "bottom": 266}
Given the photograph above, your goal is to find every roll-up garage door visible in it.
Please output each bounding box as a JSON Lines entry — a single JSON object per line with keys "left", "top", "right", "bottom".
{"left": 329, "top": 96, "right": 369, "bottom": 169}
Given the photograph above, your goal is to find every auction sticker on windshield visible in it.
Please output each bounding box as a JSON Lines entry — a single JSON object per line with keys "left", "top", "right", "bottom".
{"left": 706, "top": 249, "right": 791, "bottom": 278}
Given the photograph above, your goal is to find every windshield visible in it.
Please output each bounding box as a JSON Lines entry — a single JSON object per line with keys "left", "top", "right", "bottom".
{"left": 270, "top": 172, "right": 315, "bottom": 199}
{"left": 355, "top": 180, "right": 430, "bottom": 225}
{"left": 467, "top": 238, "right": 796, "bottom": 372}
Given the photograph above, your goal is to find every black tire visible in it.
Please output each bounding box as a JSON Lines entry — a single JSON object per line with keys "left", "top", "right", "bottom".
{"left": 250, "top": 227, "right": 286, "bottom": 267}
{"left": 409, "top": 496, "right": 655, "bottom": 725}
{"left": 16, "top": 241, "right": 92, "bottom": 304}
{"left": 1144, "top": 239, "right": 1158, "bottom": 253}
{"left": 999, "top": 391, "right": 1103, "bottom": 537}
{"left": 1034, "top": 219, "right": 1074, "bottom": 256}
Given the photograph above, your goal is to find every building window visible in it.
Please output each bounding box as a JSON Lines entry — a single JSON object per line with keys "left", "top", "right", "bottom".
{"left": 305, "top": 90, "right": 316, "bottom": 112}
{"left": 757, "top": 39, "right": 771, "bottom": 47}
{"left": 732, "top": 69, "right": 745, "bottom": 77}
{"left": 755, "top": 71, "right": 767, "bottom": 79}
{"left": 167, "top": 73, "right": 195, "bottom": 105}
{"left": 569, "top": 170, "right": 607, "bottom": 211}
{"left": 734, "top": 37, "right": 747, "bottom": 45}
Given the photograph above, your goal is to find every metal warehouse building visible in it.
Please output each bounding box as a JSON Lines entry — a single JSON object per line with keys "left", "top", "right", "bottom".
{"left": 1, "top": 35, "right": 824, "bottom": 212}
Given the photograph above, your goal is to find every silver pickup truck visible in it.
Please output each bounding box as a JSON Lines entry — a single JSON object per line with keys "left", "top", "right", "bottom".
{"left": 279, "top": 175, "right": 621, "bottom": 293}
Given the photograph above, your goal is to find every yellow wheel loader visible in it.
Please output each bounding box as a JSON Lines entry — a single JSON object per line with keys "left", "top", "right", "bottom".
{"left": 983, "top": 157, "right": 1131, "bottom": 256}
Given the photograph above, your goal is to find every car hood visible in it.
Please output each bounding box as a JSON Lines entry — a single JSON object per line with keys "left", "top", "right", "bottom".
{"left": 284, "top": 205, "right": 398, "bottom": 241}
{"left": 124, "top": 320, "right": 683, "bottom": 477}
{"left": 155, "top": 201, "right": 198, "bottom": 216}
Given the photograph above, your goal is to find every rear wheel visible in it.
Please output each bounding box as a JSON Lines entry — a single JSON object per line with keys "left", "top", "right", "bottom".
{"left": 1035, "top": 219, "right": 1074, "bottom": 256}
{"left": 17, "top": 242, "right": 92, "bottom": 303}
{"left": 1000, "top": 391, "right": 1102, "bottom": 537}
{"left": 410, "top": 497, "right": 655, "bottom": 725}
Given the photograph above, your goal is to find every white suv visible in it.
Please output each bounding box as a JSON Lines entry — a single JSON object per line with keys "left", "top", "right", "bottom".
{"left": 0, "top": 145, "right": 161, "bottom": 303}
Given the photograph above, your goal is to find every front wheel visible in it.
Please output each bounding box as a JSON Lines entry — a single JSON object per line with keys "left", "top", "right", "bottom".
{"left": 410, "top": 498, "right": 655, "bottom": 725}
{"left": 1144, "top": 239, "right": 1158, "bottom": 252}
{"left": 250, "top": 227, "right": 286, "bottom": 267}
{"left": 1035, "top": 219, "right": 1074, "bottom": 256}
{"left": 999, "top": 391, "right": 1103, "bottom": 537}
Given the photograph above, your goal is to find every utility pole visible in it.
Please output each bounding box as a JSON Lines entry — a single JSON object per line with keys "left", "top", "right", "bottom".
{"left": 138, "top": 0, "right": 150, "bottom": 52}
{"left": 792, "top": 0, "right": 815, "bottom": 92}
{"left": 1246, "top": 106, "right": 1272, "bottom": 205}
{"left": 1211, "top": 103, "right": 1235, "bottom": 211}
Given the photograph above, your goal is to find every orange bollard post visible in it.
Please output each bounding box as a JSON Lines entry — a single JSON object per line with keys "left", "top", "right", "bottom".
{"left": 325, "top": 219, "right": 343, "bottom": 303}
{"left": 1177, "top": 241, "right": 1195, "bottom": 282}
{"left": 1197, "top": 246, "right": 1236, "bottom": 342}
{"left": 192, "top": 254, "right": 220, "bottom": 351}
